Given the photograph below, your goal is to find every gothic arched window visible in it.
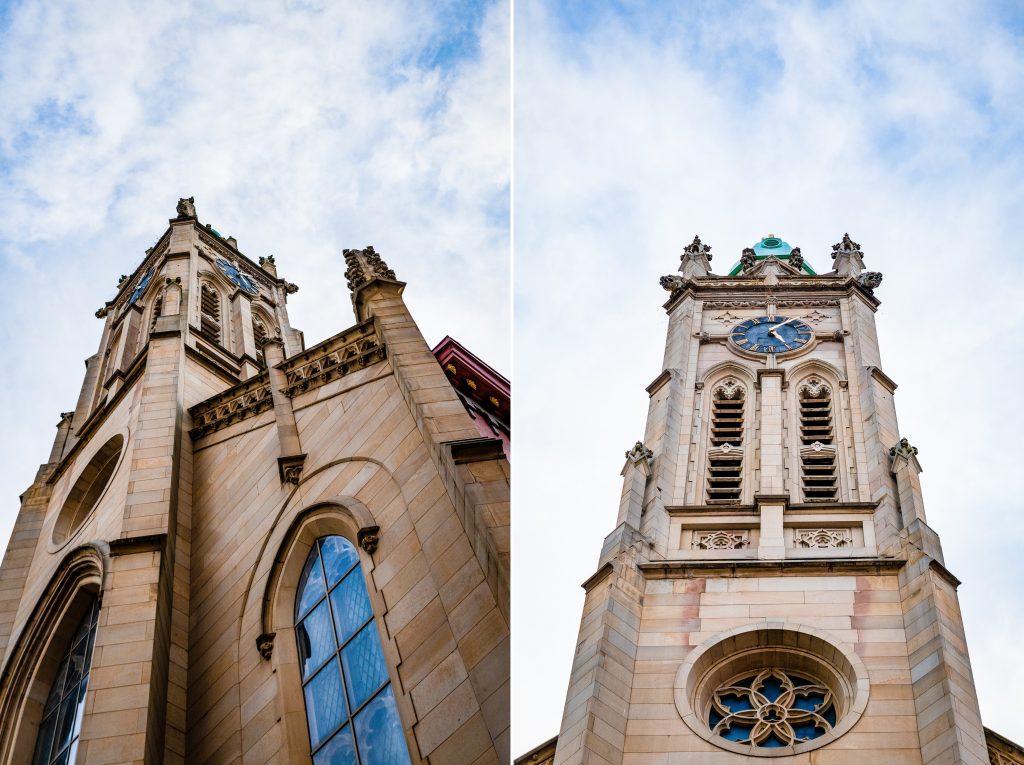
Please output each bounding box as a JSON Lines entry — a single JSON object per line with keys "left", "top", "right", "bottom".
{"left": 32, "top": 596, "right": 99, "bottom": 765}
{"left": 294, "top": 536, "right": 411, "bottom": 765}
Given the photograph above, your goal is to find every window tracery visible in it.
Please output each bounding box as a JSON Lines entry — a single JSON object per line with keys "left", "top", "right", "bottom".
{"left": 294, "top": 536, "right": 410, "bottom": 765}
{"left": 708, "top": 668, "right": 837, "bottom": 748}
{"left": 31, "top": 597, "right": 99, "bottom": 765}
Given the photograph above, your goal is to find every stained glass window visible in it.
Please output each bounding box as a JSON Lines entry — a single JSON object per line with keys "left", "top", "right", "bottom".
{"left": 708, "top": 668, "right": 837, "bottom": 748}
{"left": 32, "top": 596, "right": 100, "bottom": 765}
{"left": 295, "top": 536, "right": 411, "bottom": 765}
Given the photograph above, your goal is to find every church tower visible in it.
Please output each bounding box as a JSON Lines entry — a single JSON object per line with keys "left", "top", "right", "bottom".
{"left": 0, "top": 199, "right": 510, "bottom": 765}
{"left": 539, "top": 234, "right": 1001, "bottom": 764}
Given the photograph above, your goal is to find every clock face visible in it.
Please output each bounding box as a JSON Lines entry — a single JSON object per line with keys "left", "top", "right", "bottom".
{"left": 130, "top": 268, "right": 154, "bottom": 304}
{"left": 216, "top": 258, "right": 260, "bottom": 296}
{"left": 730, "top": 316, "right": 813, "bottom": 355}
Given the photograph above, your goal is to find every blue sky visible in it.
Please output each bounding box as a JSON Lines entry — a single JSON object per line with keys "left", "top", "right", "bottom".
{"left": 0, "top": 0, "right": 509, "bottom": 608}
{"left": 513, "top": 0, "right": 1024, "bottom": 753}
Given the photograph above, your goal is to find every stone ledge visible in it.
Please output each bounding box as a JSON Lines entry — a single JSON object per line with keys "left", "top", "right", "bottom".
{"left": 446, "top": 437, "right": 505, "bottom": 465}
{"left": 637, "top": 557, "right": 906, "bottom": 579}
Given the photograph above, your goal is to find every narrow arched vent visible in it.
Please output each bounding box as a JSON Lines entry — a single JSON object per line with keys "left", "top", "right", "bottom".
{"left": 799, "top": 380, "right": 838, "bottom": 501}
{"left": 706, "top": 382, "right": 744, "bottom": 504}
{"left": 199, "top": 284, "right": 221, "bottom": 344}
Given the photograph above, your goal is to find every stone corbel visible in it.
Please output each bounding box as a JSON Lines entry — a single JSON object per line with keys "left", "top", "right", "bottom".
{"left": 623, "top": 441, "right": 654, "bottom": 474}
{"left": 278, "top": 453, "right": 307, "bottom": 485}
{"left": 357, "top": 526, "right": 380, "bottom": 554}
{"left": 256, "top": 632, "right": 275, "bottom": 660}
{"left": 889, "top": 437, "right": 921, "bottom": 475}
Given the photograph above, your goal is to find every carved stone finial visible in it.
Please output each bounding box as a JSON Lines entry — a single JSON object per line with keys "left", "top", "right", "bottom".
{"left": 740, "top": 247, "right": 756, "bottom": 270}
{"left": 856, "top": 271, "right": 883, "bottom": 294}
{"left": 625, "top": 440, "right": 654, "bottom": 464}
{"left": 343, "top": 246, "right": 397, "bottom": 293}
{"left": 117, "top": 274, "right": 129, "bottom": 287}
{"left": 176, "top": 196, "right": 196, "bottom": 218}
{"left": 832, "top": 232, "right": 861, "bottom": 255}
{"left": 256, "top": 632, "right": 275, "bottom": 660}
{"left": 890, "top": 437, "right": 918, "bottom": 458}
{"left": 831, "top": 232, "right": 867, "bottom": 276}
{"left": 259, "top": 254, "right": 276, "bottom": 267}
{"left": 682, "top": 235, "right": 712, "bottom": 261}
{"left": 677, "top": 234, "right": 713, "bottom": 279}
{"left": 357, "top": 526, "right": 381, "bottom": 554}
{"left": 789, "top": 247, "right": 804, "bottom": 270}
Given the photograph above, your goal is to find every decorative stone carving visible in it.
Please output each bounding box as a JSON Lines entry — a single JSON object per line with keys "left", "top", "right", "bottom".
{"left": 176, "top": 196, "right": 196, "bottom": 218}
{"left": 890, "top": 437, "right": 918, "bottom": 459}
{"left": 831, "top": 330, "right": 844, "bottom": 343}
{"left": 259, "top": 255, "right": 275, "bottom": 266}
{"left": 189, "top": 374, "right": 273, "bottom": 438}
{"left": 278, "top": 454, "right": 307, "bottom": 485}
{"left": 256, "top": 632, "right": 275, "bottom": 660}
{"left": 803, "top": 310, "right": 829, "bottom": 324}
{"left": 713, "top": 378, "right": 743, "bottom": 400}
{"left": 740, "top": 248, "right": 756, "bottom": 271}
{"left": 677, "top": 235, "right": 713, "bottom": 279}
{"left": 795, "top": 528, "right": 853, "bottom": 548}
{"left": 693, "top": 530, "right": 749, "bottom": 550}
{"left": 343, "top": 246, "right": 397, "bottom": 292}
{"left": 798, "top": 377, "right": 829, "bottom": 398}
{"left": 699, "top": 331, "right": 711, "bottom": 344}
{"left": 118, "top": 274, "right": 129, "bottom": 287}
{"left": 831, "top": 232, "right": 867, "bottom": 276}
{"left": 855, "top": 271, "right": 883, "bottom": 294}
{"left": 279, "top": 320, "right": 385, "bottom": 398}
{"left": 284, "top": 281, "right": 299, "bottom": 294}
{"left": 660, "top": 274, "right": 686, "bottom": 293}
{"left": 625, "top": 441, "right": 654, "bottom": 465}
{"left": 789, "top": 247, "right": 804, "bottom": 270}
{"left": 95, "top": 306, "right": 109, "bottom": 319}
{"left": 711, "top": 311, "right": 742, "bottom": 325}
{"left": 357, "top": 526, "right": 381, "bottom": 554}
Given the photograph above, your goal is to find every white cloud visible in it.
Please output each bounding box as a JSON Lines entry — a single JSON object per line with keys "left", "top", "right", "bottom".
{"left": 513, "top": 0, "right": 1024, "bottom": 753}
{"left": 0, "top": 0, "right": 508, "bottom": 588}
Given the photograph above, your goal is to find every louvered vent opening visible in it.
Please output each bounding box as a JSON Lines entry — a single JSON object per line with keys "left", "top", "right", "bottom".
{"left": 800, "top": 393, "right": 837, "bottom": 501}
{"left": 707, "top": 394, "right": 744, "bottom": 504}
{"left": 200, "top": 285, "right": 221, "bottom": 343}
{"left": 253, "top": 317, "right": 268, "bottom": 367}
{"left": 150, "top": 295, "right": 163, "bottom": 332}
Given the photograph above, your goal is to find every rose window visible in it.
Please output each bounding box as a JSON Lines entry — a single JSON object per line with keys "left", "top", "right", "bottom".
{"left": 708, "top": 668, "right": 837, "bottom": 748}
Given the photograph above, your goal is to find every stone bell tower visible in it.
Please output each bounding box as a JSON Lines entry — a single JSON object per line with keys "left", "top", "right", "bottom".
{"left": 0, "top": 199, "right": 510, "bottom": 765}
{"left": 541, "top": 234, "right": 1001, "bottom": 764}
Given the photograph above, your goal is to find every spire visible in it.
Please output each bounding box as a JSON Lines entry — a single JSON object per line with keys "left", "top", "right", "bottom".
{"left": 343, "top": 246, "right": 397, "bottom": 294}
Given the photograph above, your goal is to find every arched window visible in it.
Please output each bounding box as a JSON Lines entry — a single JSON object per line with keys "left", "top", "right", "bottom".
{"left": 199, "top": 284, "right": 221, "bottom": 344}
{"left": 706, "top": 380, "right": 745, "bottom": 504}
{"left": 32, "top": 596, "right": 99, "bottom": 765}
{"left": 295, "top": 536, "right": 411, "bottom": 765}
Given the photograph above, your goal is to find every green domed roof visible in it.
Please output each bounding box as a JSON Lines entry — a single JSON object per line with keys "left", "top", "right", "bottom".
{"left": 728, "top": 235, "right": 817, "bottom": 276}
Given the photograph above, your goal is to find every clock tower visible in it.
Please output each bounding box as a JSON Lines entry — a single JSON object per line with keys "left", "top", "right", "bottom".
{"left": 531, "top": 234, "right": 1010, "bottom": 765}
{"left": 0, "top": 199, "right": 510, "bottom": 765}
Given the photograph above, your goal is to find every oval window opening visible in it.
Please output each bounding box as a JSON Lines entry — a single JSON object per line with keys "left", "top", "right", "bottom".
{"left": 53, "top": 435, "right": 124, "bottom": 544}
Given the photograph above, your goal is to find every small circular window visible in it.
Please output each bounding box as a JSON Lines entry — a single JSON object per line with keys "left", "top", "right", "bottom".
{"left": 675, "top": 625, "right": 869, "bottom": 757}
{"left": 53, "top": 434, "right": 124, "bottom": 545}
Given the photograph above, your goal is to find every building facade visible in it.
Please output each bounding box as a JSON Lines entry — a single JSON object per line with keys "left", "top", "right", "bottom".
{"left": 0, "top": 199, "right": 510, "bottom": 765}
{"left": 522, "top": 234, "right": 1020, "bottom": 765}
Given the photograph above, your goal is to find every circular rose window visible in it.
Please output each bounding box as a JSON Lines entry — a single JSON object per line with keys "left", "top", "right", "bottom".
{"left": 675, "top": 624, "right": 869, "bottom": 757}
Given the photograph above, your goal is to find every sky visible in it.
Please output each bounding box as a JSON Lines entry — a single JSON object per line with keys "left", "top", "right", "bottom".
{"left": 513, "top": 0, "right": 1024, "bottom": 755}
{"left": 0, "top": 0, "right": 509, "bottom": 566}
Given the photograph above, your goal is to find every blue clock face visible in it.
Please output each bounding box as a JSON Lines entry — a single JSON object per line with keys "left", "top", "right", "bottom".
{"left": 215, "top": 258, "right": 260, "bottom": 296}
{"left": 130, "top": 268, "right": 154, "bottom": 304}
{"left": 730, "top": 316, "right": 813, "bottom": 354}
